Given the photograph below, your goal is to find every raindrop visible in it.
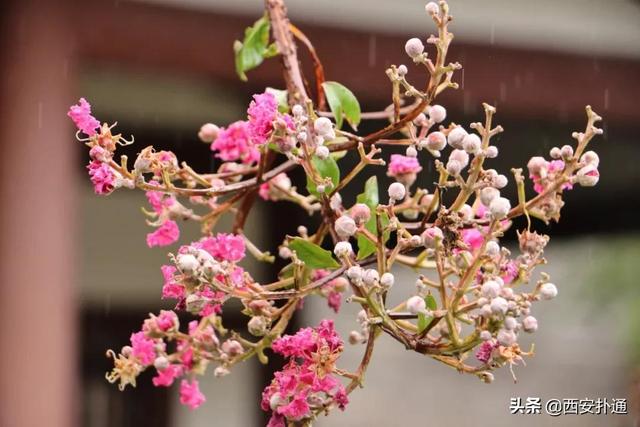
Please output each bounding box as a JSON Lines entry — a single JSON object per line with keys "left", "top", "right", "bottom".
{"left": 38, "top": 101, "right": 43, "bottom": 129}
{"left": 368, "top": 35, "right": 377, "bottom": 68}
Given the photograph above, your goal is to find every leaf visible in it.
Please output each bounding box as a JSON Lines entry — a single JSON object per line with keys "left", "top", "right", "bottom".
{"left": 234, "top": 15, "right": 278, "bottom": 81}
{"left": 321, "top": 81, "right": 361, "bottom": 130}
{"left": 356, "top": 176, "right": 390, "bottom": 259}
{"left": 288, "top": 237, "right": 340, "bottom": 269}
{"left": 306, "top": 155, "right": 340, "bottom": 197}
{"left": 417, "top": 295, "right": 438, "bottom": 333}
{"left": 266, "top": 87, "right": 289, "bottom": 113}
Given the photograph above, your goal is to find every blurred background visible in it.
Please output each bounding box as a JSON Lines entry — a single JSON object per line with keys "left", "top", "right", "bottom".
{"left": 1, "top": 0, "right": 639, "bottom": 426}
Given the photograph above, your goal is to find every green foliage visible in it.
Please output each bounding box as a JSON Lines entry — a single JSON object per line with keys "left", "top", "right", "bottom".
{"left": 322, "top": 81, "right": 361, "bottom": 130}
{"left": 356, "top": 176, "right": 389, "bottom": 259}
{"left": 234, "top": 15, "right": 279, "bottom": 81}
{"left": 306, "top": 155, "right": 340, "bottom": 197}
{"left": 288, "top": 237, "right": 340, "bottom": 269}
{"left": 266, "top": 88, "right": 289, "bottom": 113}
{"left": 417, "top": 295, "right": 438, "bottom": 333}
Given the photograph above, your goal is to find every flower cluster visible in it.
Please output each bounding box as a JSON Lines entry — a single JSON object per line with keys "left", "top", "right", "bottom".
{"left": 262, "top": 320, "right": 348, "bottom": 426}
{"left": 71, "top": 0, "right": 606, "bottom": 425}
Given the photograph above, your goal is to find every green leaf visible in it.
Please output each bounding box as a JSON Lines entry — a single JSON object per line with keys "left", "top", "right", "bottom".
{"left": 266, "top": 87, "right": 289, "bottom": 113}
{"left": 234, "top": 15, "right": 277, "bottom": 81}
{"left": 417, "top": 295, "right": 438, "bottom": 333}
{"left": 356, "top": 176, "right": 390, "bottom": 259}
{"left": 306, "top": 155, "right": 340, "bottom": 197}
{"left": 288, "top": 237, "right": 340, "bottom": 269}
{"left": 321, "top": 81, "right": 361, "bottom": 130}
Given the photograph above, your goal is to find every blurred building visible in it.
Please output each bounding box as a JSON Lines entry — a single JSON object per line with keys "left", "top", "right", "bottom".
{"left": 1, "top": 0, "right": 639, "bottom": 426}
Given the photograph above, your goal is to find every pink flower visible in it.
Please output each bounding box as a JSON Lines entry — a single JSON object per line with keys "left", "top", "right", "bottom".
{"left": 130, "top": 331, "right": 156, "bottom": 365}
{"left": 197, "top": 233, "right": 245, "bottom": 262}
{"left": 152, "top": 364, "right": 183, "bottom": 387}
{"left": 387, "top": 154, "right": 422, "bottom": 176}
{"left": 161, "top": 265, "right": 185, "bottom": 299}
{"left": 156, "top": 310, "right": 178, "bottom": 331}
{"left": 146, "top": 220, "right": 180, "bottom": 248}
{"left": 460, "top": 228, "right": 484, "bottom": 252}
{"left": 68, "top": 98, "right": 100, "bottom": 136}
{"left": 248, "top": 92, "right": 278, "bottom": 145}
{"left": 87, "top": 160, "right": 116, "bottom": 195}
{"left": 211, "top": 121, "right": 260, "bottom": 165}
{"left": 475, "top": 341, "right": 497, "bottom": 363}
{"left": 179, "top": 379, "right": 206, "bottom": 410}
{"left": 327, "top": 291, "right": 342, "bottom": 313}
{"left": 146, "top": 187, "right": 175, "bottom": 214}
{"left": 278, "top": 393, "right": 310, "bottom": 421}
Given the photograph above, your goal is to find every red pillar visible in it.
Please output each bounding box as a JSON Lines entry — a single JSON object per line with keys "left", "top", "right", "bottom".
{"left": 0, "top": 1, "right": 78, "bottom": 426}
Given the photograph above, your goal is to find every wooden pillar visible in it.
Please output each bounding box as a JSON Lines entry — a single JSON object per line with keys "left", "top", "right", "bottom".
{"left": 0, "top": 1, "right": 78, "bottom": 426}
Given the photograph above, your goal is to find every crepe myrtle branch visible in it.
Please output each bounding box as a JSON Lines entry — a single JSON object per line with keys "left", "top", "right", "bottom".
{"left": 68, "top": 0, "right": 605, "bottom": 425}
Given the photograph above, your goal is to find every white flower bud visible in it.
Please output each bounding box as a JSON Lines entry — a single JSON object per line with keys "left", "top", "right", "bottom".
{"left": 480, "top": 330, "right": 492, "bottom": 341}
{"left": 427, "top": 105, "right": 447, "bottom": 123}
{"left": 214, "top": 366, "right": 230, "bottom": 377}
{"left": 426, "top": 131, "right": 447, "bottom": 151}
{"left": 462, "top": 133, "right": 481, "bottom": 155}
{"left": 362, "top": 269, "right": 380, "bottom": 286}
{"left": 460, "top": 204, "right": 474, "bottom": 221}
{"left": 485, "top": 146, "right": 498, "bottom": 158}
{"left": 540, "top": 282, "right": 558, "bottom": 300}
{"left": 477, "top": 297, "right": 488, "bottom": 307}
{"left": 397, "top": 64, "right": 408, "bottom": 76}
{"left": 406, "top": 295, "right": 427, "bottom": 314}
{"left": 449, "top": 149, "right": 469, "bottom": 168}
{"left": 480, "top": 304, "right": 492, "bottom": 317}
{"left": 154, "top": 356, "right": 169, "bottom": 370}
{"left": 349, "top": 331, "right": 364, "bottom": 345}
{"left": 279, "top": 246, "right": 292, "bottom": 259}
{"left": 297, "top": 225, "right": 308, "bottom": 236}
{"left": 316, "top": 184, "right": 326, "bottom": 194}
{"left": 350, "top": 203, "right": 371, "bottom": 224}
{"left": 560, "top": 144, "right": 574, "bottom": 159}
{"left": 330, "top": 193, "right": 342, "bottom": 211}
{"left": 493, "top": 174, "right": 508, "bottom": 189}
{"left": 480, "top": 187, "right": 500, "bottom": 207}
{"left": 315, "top": 145, "right": 330, "bottom": 159}
{"left": 497, "top": 329, "right": 517, "bottom": 346}
{"left": 405, "top": 37, "right": 425, "bottom": 58}
{"left": 413, "top": 113, "right": 427, "bottom": 126}
{"left": 527, "top": 156, "right": 547, "bottom": 175}
{"left": 406, "top": 145, "right": 418, "bottom": 157}
{"left": 504, "top": 316, "right": 518, "bottom": 330}
{"left": 425, "top": 2, "right": 439, "bottom": 15}
{"left": 292, "top": 104, "right": 305, "bottom": 116}
{"left": 248, "top": 316, "right": 268, "bottom": 336}
{"left": 580, "top": 150, "right": 599, "bottom": 167}
{"left": 481, "top": 280, "right": 501, "bottom": 299}
{"left": 380, "top": 272, "right": 395, "bottom": 289}
{"left": 549, "top": 146, "right": 561, "bottom": 159}
{"left": 421, "top": 226, "right": 443, "bottom": 248}
{"left": 489, "top": 197, "right": 511, "bottom": 219}
{"left": 347, "top": 266, "right": 363, "bottom": 281}
{"left": 522, "top": 315, "right": 538, "bottom": 333}
{"left": 490, "top": 296, "right": 508, "bottom": 314}
{"left": 388, "top": 182, "right": 406, "bottom": 201}
{"left": 576, "top": 165, "right": 599, "bottom": 187}
{"left": 198, "top": 123, "right": 219, "bottom": 143}
{"left": 501, "top": 287, "right": 514, "bottom": 299}
{"left": 357, "top": 309, "right": 368, "bottom": 325}
{"left": 334, "top": 241, "right": 353, "bottom": 258}
{"left": 447, "top": 126, "right": 467, "bottom": 149}
{"left": 446, "top": 160, "right": 462, "bottom": 176}
{"left": 314, "top": 117, "right": 333, "bottom": 136}
{"left": 485, "top": 241, "right": 500, "bottom": 257}
{"left": 177, "top": 254, "right": 199, "bottom": 275}
{"left": 335, "top": 215, "right": 357, "bottom": 238}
